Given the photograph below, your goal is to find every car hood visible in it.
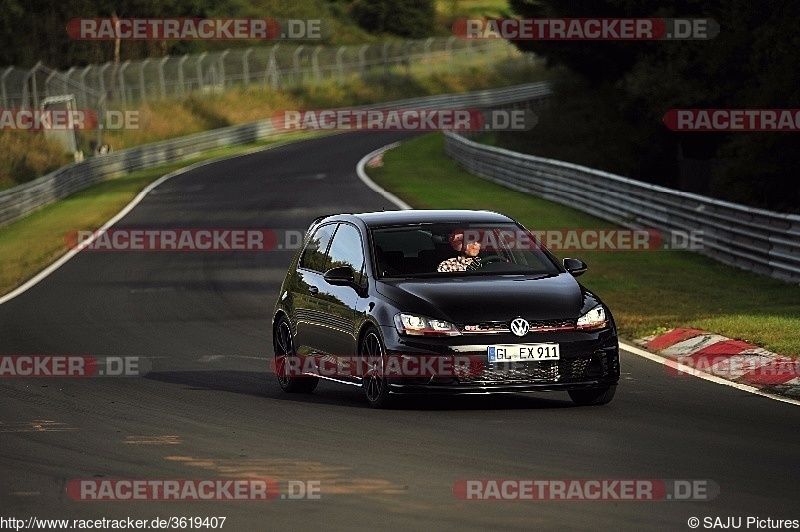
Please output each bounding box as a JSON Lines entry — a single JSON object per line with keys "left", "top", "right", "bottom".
{"left": 376, "top": 273, "right": 587, "bottom": 323}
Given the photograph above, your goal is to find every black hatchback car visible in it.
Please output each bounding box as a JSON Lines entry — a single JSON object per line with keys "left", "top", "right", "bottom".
{"left": 272, "top": 210, "right": 619, "bottom": 408}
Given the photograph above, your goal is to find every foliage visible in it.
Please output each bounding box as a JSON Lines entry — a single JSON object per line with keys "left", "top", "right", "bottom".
{"left": 505, "top": 0, "right": 800, "bottom": 212}
{"left": 350, "top": 0, "right": 435, "bottom": 38}
{"left": 0, "top": 0, "right": 368, "bottom": 68}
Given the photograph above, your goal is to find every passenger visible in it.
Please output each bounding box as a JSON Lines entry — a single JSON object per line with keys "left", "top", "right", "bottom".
{"left": 437, "top": 231, "right": 482, "bottom": 272}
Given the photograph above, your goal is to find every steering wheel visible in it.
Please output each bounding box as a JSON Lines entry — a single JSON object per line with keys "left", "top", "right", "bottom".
{"left": 480, "top": 254, "right": 507, "bottom": 265}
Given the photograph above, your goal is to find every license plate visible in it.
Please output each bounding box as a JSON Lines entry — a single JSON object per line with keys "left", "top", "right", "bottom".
{"left": 487, "top": 343, "right": 560, "bottom": 363}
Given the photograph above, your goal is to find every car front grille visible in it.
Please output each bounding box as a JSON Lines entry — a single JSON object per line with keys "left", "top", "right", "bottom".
{"left": 458, "top": 355, "right": 598, "bottom": 384}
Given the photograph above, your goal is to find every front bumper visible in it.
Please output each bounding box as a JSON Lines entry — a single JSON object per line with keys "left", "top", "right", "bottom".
{"left": 379, "top": 325, "right": 620, "bottom": 394}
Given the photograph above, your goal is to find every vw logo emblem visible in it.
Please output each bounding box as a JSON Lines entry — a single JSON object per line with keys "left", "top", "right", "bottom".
{"left": 510, "top": 318, "right": 529, "bottom": 337}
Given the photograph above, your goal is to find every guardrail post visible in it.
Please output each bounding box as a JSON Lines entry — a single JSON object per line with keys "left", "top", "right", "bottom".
{"left": 195, "top": 52, "right": 208, "bottom": 92}
{"left": 79, "top": 65, "right": 92, "bottom": 109}
{"left": 242, "top": 48, "right": 253, "bottom": 85}
{"left": 118, "top": 60, "right": 131, "bottom": 108}
{"left": 264, "top": 45, "right": 280, "bottom": 89}
{"left": 63, "top": 66, "right": 76, "bottom": 95}
{"left": 46, "top": 68, "right": 62, "bottom": 100}
{"left": 64, "top": 66, "right": 89, "bottom": 112}
{"left": 158, "top": 56, "right": 169, "bottom": 99}
{"left": 336, "top": 46, "right": 346, "bottom": 83}
{"left": 139, "top": 59, "right": 150, "bottom": 104}
{"left": 195, "top": 52, "right": 207, "bottom": 95}
{"left": 98, "top": 62, "right": 111, "bottom": 108}
{"left": 312, "top": 46, "right": 323, "bottom": 82}
{"left": 31, "top": 64, "right": 41, "bottom": 109}
{"left": 207, "top": 64, "right": 218, "bottom": 90}
{"left": 218, "top": 50, "right": 229, "bottom": 92}
{"left": 1, "top": 67, "right": 13, "bottom": 108}
{"left": 177, "top": 55, "right": 189, "bottom": 99}
{"left": 22, "top": 61, "right": 42, "bottom": 109}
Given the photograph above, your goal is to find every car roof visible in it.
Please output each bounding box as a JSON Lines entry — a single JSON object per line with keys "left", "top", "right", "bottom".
{"left": 318, "top": 210, "right": 516, "bottom": 227}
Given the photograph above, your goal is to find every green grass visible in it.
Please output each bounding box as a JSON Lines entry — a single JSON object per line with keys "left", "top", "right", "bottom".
{"left": 366, "top": 133, "right": 800, "bottom": 356}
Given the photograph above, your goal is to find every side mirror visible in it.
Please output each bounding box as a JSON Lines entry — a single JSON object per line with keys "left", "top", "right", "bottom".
{"left": 323, "top": 266, "right": 355, "bottom": 285}
{"left": 563, "top": 257, "right": 588, "bottom": 277}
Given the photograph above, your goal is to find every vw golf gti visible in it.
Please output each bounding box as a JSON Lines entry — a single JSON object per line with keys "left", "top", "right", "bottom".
{"left": 272, "top": 210, "right": 620, "bottom": 408}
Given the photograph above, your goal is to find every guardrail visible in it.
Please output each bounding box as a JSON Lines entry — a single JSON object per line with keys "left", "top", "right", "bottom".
{"left": 0, "top": 82, "right": 551, "bottom": 228}
{"left": 443, "top": 131, "right": 800, "bottom": 283}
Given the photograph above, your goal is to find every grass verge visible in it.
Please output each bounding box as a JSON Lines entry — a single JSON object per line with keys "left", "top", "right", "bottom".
{"left": 366, "top": 133, "right": 800, "bottom": 356}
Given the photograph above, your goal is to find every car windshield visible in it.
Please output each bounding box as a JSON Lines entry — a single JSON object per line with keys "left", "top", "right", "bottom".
{"left": 370, "top": 222, "right": 561, "bottom": 278}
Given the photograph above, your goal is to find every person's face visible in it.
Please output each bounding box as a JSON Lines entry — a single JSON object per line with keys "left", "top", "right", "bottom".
{"left": 450, "top": 232, "right": 481, "bottom": 256}
{"left": 464, "top": 240, "right": 481, "bottom": 257}
{"left": 450, "top": 232, "right": 464, "bottom": 251}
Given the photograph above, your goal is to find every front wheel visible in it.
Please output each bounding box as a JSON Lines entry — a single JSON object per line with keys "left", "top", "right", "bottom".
{"left": 273, "top": 316, "right": 318, "bottom": 393}
{"left": 361, "top": 328, "right": 393, "bottom": 409}
{"left": 568, "top": 386, "right": 616, "bottom": 406}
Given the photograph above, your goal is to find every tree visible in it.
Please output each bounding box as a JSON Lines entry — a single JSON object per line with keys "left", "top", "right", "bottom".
{"left": 351, "top": 0, "right": 434, "bottom": 38}
{"left": 505, "top": 0, "right": 800, "bottom": 211}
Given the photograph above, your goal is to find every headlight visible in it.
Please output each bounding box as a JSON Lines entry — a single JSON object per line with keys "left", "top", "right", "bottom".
{"left": 394, "top": 313, "right": 461, "bottom": 336}
{"left": 576, "top": 305, "right": 609, "bottom": 331}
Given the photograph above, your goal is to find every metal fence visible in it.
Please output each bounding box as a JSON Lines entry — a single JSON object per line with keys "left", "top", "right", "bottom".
{"left": 0, "top": 82, "right": 551, "bottom": 228}
{"left": 2, "top": 38, "right": 524, "bottom": 111}
{"left": 443, "top": 131, "right": 800, "bottom": 284}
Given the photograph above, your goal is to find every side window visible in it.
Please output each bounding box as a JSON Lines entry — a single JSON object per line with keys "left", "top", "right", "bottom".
{"left": 299, "top": 223, "right": 335, "bottom": 272}
{"left": 325, "top": 224, "right": 366, "bottom": 285}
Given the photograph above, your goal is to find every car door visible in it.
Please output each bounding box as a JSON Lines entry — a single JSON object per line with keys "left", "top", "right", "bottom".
{"left": 292, "top": 222, "right": 336, "bottom": 356}
{"left": 312, "top": 223, "right": 366, "bottom": 364}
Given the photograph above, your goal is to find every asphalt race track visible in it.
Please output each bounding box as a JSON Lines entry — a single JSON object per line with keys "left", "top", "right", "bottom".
{"left": 1, "top": 131, "right": 798, "bottom": 531}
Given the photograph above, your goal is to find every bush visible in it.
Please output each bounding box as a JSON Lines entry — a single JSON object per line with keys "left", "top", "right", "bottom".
{"left": 0, "top": 132, "right": 70, "bottom": 189}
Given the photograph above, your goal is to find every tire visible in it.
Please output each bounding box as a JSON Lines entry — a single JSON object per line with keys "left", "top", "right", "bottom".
{"left": 273, "top": 316, "right": 318, "bottom": 393}
{"left": 568, "top": 386, "right": 616, "bottom": 406}
{"left": 360, "top": 327, "right": 393, "bottom": 409}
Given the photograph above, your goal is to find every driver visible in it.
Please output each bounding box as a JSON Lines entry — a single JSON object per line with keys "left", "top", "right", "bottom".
{"left": 437, "top": 231, "right": 482, "bottom": 272}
